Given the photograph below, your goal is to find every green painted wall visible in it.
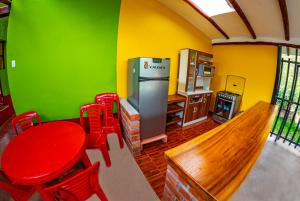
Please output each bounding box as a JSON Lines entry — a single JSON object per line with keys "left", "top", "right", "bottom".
{"left": 6, "top": 0, "right": 120, "bottom": 121}
{"left": 0, "top": 17, "right": 9, "bottom": 96}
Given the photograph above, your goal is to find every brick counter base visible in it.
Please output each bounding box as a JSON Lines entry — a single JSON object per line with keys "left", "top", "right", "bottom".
{"left": 120, "top": 99, "right": 141, "bottom": 156}
{"left": 163, "top": 165, "right": 214, "bottom": 201}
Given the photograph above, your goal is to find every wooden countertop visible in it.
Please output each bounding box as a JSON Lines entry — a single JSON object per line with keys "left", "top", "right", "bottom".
{"left": 165, "top": 101, "right": 277, "bottom": 201}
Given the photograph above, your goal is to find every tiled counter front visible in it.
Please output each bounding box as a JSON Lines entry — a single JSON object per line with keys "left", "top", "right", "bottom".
{"left": 163, "top": 165, "right": 213, "bottom": 201}
{"left": 120, "top": 98, "right": 141, "bottom": 156}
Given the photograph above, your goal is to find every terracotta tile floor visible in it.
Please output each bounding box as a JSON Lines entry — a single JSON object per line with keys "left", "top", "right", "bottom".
{"left": 134, "top": 118, "right": 219, "bottom": 198}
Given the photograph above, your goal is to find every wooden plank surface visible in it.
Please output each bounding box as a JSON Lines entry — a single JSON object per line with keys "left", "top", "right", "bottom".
{"left": 167, "top": 104, "right": 184, "bottom": 114}
{"left": 168, "top": 94, "right": 186, "bottom": 104}
{"left": 165, "top": 101, "right": 277, "bottom": 200}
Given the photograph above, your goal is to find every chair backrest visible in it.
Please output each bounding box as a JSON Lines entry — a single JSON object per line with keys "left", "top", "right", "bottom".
{"left": 12, "top": 111, "right": 41, "bottom": 134}
{"left": 80, "top": 103, "right": 106, "bottom": 136}
{"left": 0, "top": 170, "right": 34, "bottom": 201}
{"left": 43, "top": 162, "right": 101, "bottom": 201}
{"left": 94, "top": 93, "right": 120, "bottom": 123}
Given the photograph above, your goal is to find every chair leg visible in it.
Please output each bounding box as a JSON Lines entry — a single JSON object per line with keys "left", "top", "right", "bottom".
{"left": 14, "top": 195, "right": 33, "bottom": 201}
{"left": 36, "top": 186, "right": 56, "bottom": 201}
{"left": 99, "top": 143, "right": 111, "bottom": 167}
{"left": 81, "top": 151, "right": 92, "bottom": 168}
{"left": 95, "top": 185, "right": 108, "bottom": 201}
{"left": 116, "top": 125, "right": 124, "bottom": 149}
{"left": 106, "top": 140, "right": 110, "bottom": 151}
{"left": 7, "top": 188, "right": 34, "bottom": 201}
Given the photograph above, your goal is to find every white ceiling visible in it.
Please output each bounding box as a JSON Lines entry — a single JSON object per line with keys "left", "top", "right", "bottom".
{"left": 157, "top": 0, "right": 300, "bottom": 45}
{"left": 287, "top": 0, "right": 300, "bottom": 39}
{"left": 212, "top": 11, "right": 249, "bottom": 37}
{"left": 157, "top": 0, "right": 223, "bottom": 39}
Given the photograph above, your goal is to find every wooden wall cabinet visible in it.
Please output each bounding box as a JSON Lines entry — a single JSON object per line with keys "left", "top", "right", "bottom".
{"left": 178, "top": 49, "right": 213, "bottom": 93}
{"left": 177, "top": 48, "right": 214, "bottom": 127}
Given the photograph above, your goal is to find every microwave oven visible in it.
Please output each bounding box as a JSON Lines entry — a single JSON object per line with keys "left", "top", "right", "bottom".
{"left": 197, "top": 64, "right": 215, "bottom": 77}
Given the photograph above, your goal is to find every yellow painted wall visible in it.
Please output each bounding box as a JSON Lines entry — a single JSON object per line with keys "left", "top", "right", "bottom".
{"left": 117, "top": 0, "right": 212, "bottom": 98}
{"left": 211, "top": 45, "right": 278, "bottom": 111}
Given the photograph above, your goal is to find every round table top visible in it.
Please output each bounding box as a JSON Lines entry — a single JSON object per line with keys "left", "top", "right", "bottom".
{"left": 1, "top": 121, "right": 87, "bottom": 185}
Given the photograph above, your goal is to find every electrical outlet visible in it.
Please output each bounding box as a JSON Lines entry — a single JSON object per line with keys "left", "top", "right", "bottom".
{"left": 11, "top": 60, "right": 16, "bottom": 68}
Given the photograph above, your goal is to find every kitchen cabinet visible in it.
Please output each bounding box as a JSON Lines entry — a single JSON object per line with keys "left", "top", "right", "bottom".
{"left": 184, "top": 93, "right": 211, "bottom": 124}
{"left": 177, "top": 48, "right": 214, "bottom": 127}
{"left": 199, "top": 93, "right": 211, "bottom": 118}
{"left": 178, "top": 48, "right": 213, "bottom": 93}
{"left": 185, "top": 94, "right": 203, "bottom": 123}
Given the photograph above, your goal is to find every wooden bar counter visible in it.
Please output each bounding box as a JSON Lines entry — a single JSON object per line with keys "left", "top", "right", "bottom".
{"left": 163, "top": 101, "right": 277, "bottom": 201}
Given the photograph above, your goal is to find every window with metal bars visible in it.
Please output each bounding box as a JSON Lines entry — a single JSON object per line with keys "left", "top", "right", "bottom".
{"left": 271, "top": 46, "right": 300, "bottom": 148}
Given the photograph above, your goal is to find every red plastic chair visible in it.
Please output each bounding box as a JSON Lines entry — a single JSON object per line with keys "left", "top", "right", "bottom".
{"left": 0, "top": 170, "right": 35, "bottom": 201}
{"left": 40, "top": 162, "right": 108, "bottom": 201}
{"left": 12, "top": 111, "right": 41, "bottom": 134}
{"left": 94, "top": 93, "right": 124, "bottom": 149}
{"left": 80, "top": 103, "right": 111, "bottom": 167}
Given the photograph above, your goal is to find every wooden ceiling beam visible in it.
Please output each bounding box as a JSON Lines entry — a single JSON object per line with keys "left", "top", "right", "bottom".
{"left": 183, "top": 0, "right": 230, "bottom": 39}
{"left": 0, "top": 0, "right": 11, "bottom": 6}
{"left": 0, "top": 5, "right": 9, "bottom": 17}
{"left": 212, "top": 41, "right": 300, "bottom": 49}
{"left": 278, "top": 0, "right": 290, "bottom": 41}
{"left": 228, "top": 0, "right": 256, "bottom": 39}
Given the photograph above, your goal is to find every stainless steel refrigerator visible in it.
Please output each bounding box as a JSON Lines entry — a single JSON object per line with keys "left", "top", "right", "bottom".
{"left": 127, "top": 57, "right": 170, "bottom": 140}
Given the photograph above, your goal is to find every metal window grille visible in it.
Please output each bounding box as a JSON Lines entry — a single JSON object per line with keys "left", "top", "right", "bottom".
{"left": 271, "top": 46, "right": 300, "bottom": 148}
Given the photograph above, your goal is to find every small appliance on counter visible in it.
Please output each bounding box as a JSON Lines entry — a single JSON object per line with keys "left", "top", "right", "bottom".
{"left": 197, "top": 63, "right": 215, "bottom": 77}
{"left": 213, "top": 75, "right": 246, "bottom": 123}
{"left": 127, "top": 57, "right": 170, "bottom": 147}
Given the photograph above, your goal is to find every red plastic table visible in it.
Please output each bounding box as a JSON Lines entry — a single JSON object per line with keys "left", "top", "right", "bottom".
{"left": 1, "top": 121, "right": 91, "bottom": 186}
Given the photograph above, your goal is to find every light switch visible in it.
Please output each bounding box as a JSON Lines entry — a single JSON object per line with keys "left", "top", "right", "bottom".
{"left": 11, "top": 60, "right": 16, "bottom": 68}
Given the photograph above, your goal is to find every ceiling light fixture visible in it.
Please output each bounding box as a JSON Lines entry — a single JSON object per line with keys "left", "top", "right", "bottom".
{"left": 189, "top": 0, "right": 235, "bottom": 17}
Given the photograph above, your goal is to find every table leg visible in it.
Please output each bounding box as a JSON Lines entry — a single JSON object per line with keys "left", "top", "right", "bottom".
{"left": 81, "top": 151, "right": 92, "bottom": 167}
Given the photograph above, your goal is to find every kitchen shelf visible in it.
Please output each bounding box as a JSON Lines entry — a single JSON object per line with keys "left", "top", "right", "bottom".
{"left": 168, "top": 94, "right": 186, "bottom": 104}
{"left": 167, "top": 104, "right": 184, "bottom": 114}
{"left": 166, "top": 94, "right": 186, "bottom": 131}
{"left": 166, "top": 116, "right": 182, "bottom": 126}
